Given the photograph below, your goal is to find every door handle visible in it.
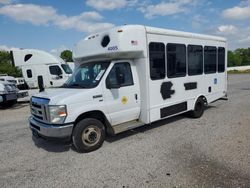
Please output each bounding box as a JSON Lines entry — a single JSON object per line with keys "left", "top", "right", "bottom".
{"left": 93, "top": 94, "right": 103, "bottom": 99}
{"left": 135, "top": 94, "right": 138, "bottom": 100}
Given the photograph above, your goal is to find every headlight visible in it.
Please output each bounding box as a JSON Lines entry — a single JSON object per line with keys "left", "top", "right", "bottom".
{"left": 48, "top": 105, "right": 67, "bottom": 124}
{"left": 0, "top": 86, "right": 8, "bottom": 95}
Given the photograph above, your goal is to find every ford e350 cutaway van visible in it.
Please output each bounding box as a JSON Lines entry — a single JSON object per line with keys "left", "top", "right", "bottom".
{"left": 29, "top": 25, "right": 227, "bottom": 152}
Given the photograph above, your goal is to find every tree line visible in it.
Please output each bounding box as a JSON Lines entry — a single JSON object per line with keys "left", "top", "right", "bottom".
{"left": 0, "top": 51, "right": 22, "bottom": 77}
{"left": 228, "top": 48, "right": 250, "bottom": 67}
{"left": 0, "top": 48, "right": 250, "bottom": 77}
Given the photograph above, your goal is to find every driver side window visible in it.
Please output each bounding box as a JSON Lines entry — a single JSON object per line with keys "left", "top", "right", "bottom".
{"left": 49, "top": 65, "right": 62, "bottom": 75}
{"left": 106, "top": 62, "right": 134, "bottom": 88}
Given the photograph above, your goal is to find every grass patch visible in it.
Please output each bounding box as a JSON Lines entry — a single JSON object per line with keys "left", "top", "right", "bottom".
{"left": 227, "top": 69, "right": 250, "bottom": 74}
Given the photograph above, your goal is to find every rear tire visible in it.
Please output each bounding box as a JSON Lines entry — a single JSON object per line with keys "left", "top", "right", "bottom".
{"left": 189, "top": 97, "right": 205, "bottom": 118}
{"left": 72, "top": 118, "right": 105, "bottom": 153}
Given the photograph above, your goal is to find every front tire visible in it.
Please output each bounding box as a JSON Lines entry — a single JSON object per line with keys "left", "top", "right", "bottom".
{"left": 72, "top": 118, "right": 105, "bottom": 153}
{"left": 189, "top": 97, "right": 205, "bottom": 118}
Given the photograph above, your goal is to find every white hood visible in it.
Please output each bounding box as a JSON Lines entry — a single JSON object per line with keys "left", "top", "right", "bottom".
{"left": 33, "top": 88, "right": 100, "bottom": 105}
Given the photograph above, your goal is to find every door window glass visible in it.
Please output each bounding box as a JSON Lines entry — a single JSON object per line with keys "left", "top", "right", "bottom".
{"left": 106, "top": 62, "right": 133, "bottom": 87}
{"left": 49, "top": 65, "right": 62, "bottom": 75}
{"left": 27, "top": 69, "right": 32, "bottom": 78}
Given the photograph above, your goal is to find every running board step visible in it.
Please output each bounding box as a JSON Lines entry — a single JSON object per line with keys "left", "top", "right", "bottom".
{"left": 112, "top": 120, "right": 144, "bottom": 134}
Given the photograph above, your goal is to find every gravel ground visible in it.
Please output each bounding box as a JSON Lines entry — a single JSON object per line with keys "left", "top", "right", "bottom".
{"left": 0, "top": 74, "right": 250, "bottom": 188}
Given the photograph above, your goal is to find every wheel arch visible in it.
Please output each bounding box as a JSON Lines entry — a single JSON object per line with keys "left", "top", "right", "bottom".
{"left": 192, "top": 95, "right": 208, "bottom": 110}
{"left": 74, "top": 110, "right": 114, "bottom": 135}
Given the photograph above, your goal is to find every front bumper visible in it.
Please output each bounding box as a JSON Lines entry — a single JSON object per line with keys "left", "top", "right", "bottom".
{"left": 17, "top": 91, "right": 28, "bottom": 99}
{"left": 29, "top": 116, "right": 74, "bottom": 139}
{"left": 0, "top": 93, "right": 17, "bottom": 103}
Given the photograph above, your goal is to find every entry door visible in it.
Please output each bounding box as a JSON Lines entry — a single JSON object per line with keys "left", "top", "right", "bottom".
{"left": 104, "top": 62, "right": 140, "bottom": 126}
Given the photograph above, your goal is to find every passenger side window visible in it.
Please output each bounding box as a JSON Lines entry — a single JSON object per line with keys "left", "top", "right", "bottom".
{"left": 106, "top": 62, "right": 133, "bottom": 87}
{"left": 204, "top": 46, "right": 217, "bottom": 74}
{"left": 49, "top": 65, "right": 62, "bottom": 75}
{"left": 218, "top": 47, "right": 225, "bottom": 73}
{"left": 167, "top": 43, "right": 186, "bottom": 78}
{"left": 188, "top": 45, "right": 203, "bottom": 76}
{"left": 149, "top": 42, "right": 166, "bottom": 80}
{"left": 27, "top": 69, "right": 32, "bottom": 78}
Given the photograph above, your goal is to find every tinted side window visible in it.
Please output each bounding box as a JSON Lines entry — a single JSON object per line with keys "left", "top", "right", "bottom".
{"left": 27, "top": 69, "right": 32, "bottom": 78}
{"left": 218, "top": 47, "right": 225, "bottom": 73}
{"left": 149, "top": 42, "right": 165, "bottom": 80}
{"left": 106, "top": 62, "right": 133, "bottom": 87}
{"left": 188, "top": 45, "right": 203, "bottom": 76}
{"left": 49, "top": 65, "right": 62, "bottom": 75}
{"left": 204, "top": 46, "right": 217, "bottom": 74}
{"left": 167, "top": 43, "right": 186, "bottom": 78}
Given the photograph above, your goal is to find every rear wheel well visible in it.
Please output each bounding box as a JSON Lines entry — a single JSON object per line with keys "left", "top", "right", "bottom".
{"left": 192, "top": 95, "right": 208, "bottom": 110}
{"left": 199, "top": 95, "right": 208, "bottom": 105}
{"left": 74, "top": 111, "right": 113, "bottom": 135}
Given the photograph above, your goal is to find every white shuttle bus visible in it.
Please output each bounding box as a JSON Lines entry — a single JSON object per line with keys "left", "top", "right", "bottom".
{"left": 29, "top": 25, "right": 227, "bottom": 152}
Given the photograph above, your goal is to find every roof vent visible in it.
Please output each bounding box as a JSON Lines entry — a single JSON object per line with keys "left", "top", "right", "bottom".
{"left": 101, "top": 35, "right": 110, "bottom": 47}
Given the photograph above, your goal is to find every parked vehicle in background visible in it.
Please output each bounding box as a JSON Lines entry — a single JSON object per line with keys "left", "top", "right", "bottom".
{"left": 0, "top": 74, "right": 17, "bottom": 84}
{"left": 11, "top": 49, "right": 73, "bottom": 89}
{"left": 0, "top": 80, "right": 18, "bottom": 107}
{"left": 15, "top": 77, "right": 29, "bottom": 90}
{"left": 0, "top": 75, "right": 29, "bottom": 102}
{"left": 29, "top": 25, "right": 227, "bottom": 152}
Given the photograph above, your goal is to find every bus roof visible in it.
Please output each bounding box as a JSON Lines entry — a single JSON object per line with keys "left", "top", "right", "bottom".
{"left": 145, "top": 26, "right": 226, "bottom": 42}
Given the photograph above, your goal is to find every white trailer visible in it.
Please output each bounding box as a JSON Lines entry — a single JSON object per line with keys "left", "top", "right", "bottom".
{"left": 11, "top": 49, "right": 73, "bottom": 89}
{"left": 29, "top": 25, "right": 227, "bottom": 152}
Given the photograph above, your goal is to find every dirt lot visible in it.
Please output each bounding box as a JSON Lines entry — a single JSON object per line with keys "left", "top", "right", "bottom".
{"left": 0, "top": 74, "right": 250, "bottom": 188}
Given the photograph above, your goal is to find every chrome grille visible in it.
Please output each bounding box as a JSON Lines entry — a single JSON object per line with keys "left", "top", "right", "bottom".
{"left": 31, "top": 97, "right": 50, "bottom": 123}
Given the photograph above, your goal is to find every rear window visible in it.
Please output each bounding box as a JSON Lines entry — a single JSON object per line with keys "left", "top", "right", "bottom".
{"left": 218, "top": 47, "right": 225, "bottom": 73}
{"left": 204, "top": 46, "right": 217, "bottom": 74}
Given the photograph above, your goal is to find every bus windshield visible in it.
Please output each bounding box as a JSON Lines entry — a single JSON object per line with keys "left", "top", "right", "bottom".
{"left": 63, "top": 61, "right": 110, "bottom": 88}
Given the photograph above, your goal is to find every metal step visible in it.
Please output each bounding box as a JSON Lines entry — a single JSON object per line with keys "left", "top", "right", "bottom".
{"left": 112, "top": 120, "right": 144, "bottom": 134}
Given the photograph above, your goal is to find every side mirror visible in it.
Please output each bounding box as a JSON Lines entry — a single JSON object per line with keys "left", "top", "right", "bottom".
{"left": 116, "top": 67, "right": 125, "bottom": 85}
{"left": 57, "top": 74, "right": 63, "bottom": 79}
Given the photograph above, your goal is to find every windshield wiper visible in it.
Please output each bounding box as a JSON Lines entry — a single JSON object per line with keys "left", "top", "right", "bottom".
{"left": 61, "top": 83, "right": 86, "bottom": 88}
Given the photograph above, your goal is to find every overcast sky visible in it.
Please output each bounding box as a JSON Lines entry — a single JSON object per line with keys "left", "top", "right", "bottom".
{"left": 0, "top": 0, "right": 250, "bottom": 55}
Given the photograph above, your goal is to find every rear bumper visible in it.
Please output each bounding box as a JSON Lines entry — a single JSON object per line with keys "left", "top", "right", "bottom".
{"left": 29, "top": 116, "right": 74, "bottom": 139}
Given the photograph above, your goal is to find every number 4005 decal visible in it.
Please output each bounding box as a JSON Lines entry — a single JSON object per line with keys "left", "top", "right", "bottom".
{"left": 108, "top": 46, "right": 118, "bottom": 51}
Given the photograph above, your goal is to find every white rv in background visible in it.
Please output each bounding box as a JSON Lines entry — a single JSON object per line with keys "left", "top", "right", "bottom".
{"left": 11, "top": 49, "right": 73, "bottom": 89}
